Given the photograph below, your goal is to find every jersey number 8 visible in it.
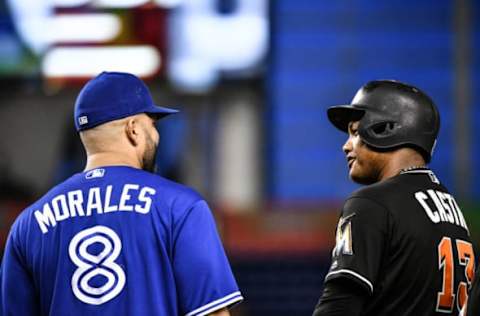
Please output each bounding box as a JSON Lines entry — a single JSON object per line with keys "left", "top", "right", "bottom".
{"left": 69, "top": 225, "right": 126, "bottom": 305}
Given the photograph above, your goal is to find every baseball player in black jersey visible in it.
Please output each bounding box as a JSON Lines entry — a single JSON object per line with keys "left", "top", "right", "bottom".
{"left": 313, "top": 80, "right": 475, "bottom": 316}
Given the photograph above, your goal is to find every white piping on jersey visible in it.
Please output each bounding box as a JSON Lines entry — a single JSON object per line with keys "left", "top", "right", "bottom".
{"left": 325, "top": 269, "right": 373, "bottom": 293}
{"left": 400, "top": 169, "right": 432, "bottom": 174}
{"left": 400, "top": 169, "right": 440, "bottom": 184}
{"left": 185, "top": 291, "right": 243, "bottom": 316}
{"left": 194, "top": 296, "right": 244, "bottom": 316}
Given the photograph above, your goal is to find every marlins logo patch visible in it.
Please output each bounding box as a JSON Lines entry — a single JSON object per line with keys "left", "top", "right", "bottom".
{"left": 333, "top": 213, "right": 355, "bottom": 257}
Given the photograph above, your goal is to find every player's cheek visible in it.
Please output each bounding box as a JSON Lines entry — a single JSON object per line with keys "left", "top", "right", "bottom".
{"left": 352, "top": 157, "right": 367, "bottom": 177}
{"left": 349, "top": 136, "right": 360, "bottom": 153}
{"left": 150, "top": 127, "right": 159, "bottom": 144}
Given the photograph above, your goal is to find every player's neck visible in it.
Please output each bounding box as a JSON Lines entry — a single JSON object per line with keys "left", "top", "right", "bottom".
{"left": 377, "top": 150, "right": 426, "bottom": 181}
{"left": 84, "top": 152, "right": 142, "bottom": 171}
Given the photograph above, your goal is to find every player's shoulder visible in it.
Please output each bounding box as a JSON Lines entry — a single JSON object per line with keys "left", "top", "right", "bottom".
{"left": 125, "top": 170, "right": 213, "bottom": 225}
{"left": 110, "top": 167, "right": 205, "bottom": 212}
{"left": 82, "top": 166, "right": 203, "bottom": 202}
{"left": 339, "top": 180, "right": 400, "bottom": 226}
{"left": 129, "top": 169, "right": 202, "bottom": 201}
{"left": 21, "top": 176, "right": 74, "bottom": 213}
{"left": 343, "top": 176, "right": 410, "bottom": 217}
{"left": 9, "top": 178, "right": 73, "bottom": 237}
{"left": 18, "top": 167, "right": 204, "bottom": 222}
{"left": 349, "top": 177, "right": 399, "bottom": 204}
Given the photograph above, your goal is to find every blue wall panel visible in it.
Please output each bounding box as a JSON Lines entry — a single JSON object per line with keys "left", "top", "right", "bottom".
{"left": 268, "top": 0, "right": 457, "bottom": 201}
{"left": 472, "top": 0, "right": 480, "bottom": 198}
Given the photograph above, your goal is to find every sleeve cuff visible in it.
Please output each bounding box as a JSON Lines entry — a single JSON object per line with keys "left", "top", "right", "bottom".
{"left": 325, "top": 269, "right": 373, "bottom": 294}
{"left": 185, "top": 291, "right": 244, "bottom": 316}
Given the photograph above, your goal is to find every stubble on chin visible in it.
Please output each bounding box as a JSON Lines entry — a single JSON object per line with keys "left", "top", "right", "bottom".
{"left": 349, "top": 164, "right": 378, "bottom": 185}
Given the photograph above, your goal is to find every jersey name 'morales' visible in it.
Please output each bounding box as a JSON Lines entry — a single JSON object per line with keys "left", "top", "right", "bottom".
{"left": 415, "top": 189, "right": 469, "bottom": 232}
{"left": 34, "top": 184, "right": 156, "bottom": 234}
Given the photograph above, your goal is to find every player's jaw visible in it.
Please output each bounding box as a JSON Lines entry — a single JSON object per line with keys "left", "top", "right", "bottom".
{"left": 344, "top": 122, "right": 381, "bottom": 185}
{"left": 348, "top": 153, "right": 380, "bottom": 185}
{"left": 142, "top": 132, "right": 158, "bottom": 173}
{"left": 140, "top": 115, "right": 160, "bottom": 173}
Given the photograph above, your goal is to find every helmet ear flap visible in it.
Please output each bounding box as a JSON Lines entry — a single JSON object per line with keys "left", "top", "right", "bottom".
{"left": 365, "top": 121, "right": 397, "bottom": 138}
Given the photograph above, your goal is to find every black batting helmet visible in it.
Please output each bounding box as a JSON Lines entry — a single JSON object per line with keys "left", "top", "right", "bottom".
{"left": 327, "top": 80, "right": 440, "bottom": 162}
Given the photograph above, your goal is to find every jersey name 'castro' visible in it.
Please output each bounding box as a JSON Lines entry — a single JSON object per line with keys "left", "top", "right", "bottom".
{"left": 34, "top": 184, "right": 156, "bottom": 234}
{"left": 415, "top": 189, "right": 469, "bottom": 232}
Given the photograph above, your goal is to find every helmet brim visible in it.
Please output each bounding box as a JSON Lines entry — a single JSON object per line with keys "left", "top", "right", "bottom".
{"left": 327, "top": 105, "right": 365, "bottom": 132}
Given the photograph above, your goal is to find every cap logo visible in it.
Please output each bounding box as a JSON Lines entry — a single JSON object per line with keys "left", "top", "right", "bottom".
{"left": 73, "top": 72, "right": 178, "bottom": 131}
{"left": 78, "top": 116, "right": 89, "bottom": 125}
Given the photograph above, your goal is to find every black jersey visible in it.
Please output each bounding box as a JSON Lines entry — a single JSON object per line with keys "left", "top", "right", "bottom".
{"left": 325, "top": 168, "right": 475, "bottom": 316}
{"left": 464, "top": 267, "right": 480, "bottom": 316}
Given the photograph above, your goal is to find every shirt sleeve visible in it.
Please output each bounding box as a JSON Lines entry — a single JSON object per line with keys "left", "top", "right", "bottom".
{"left": 173, "top": 200, "right": 243, "bottom": 316}
{"left": 312, "top": 278, "right": 367, "bottom": 316}
{"left": 1, "top": 221, "right": 39, "bottom": 316}
{"left": 324, "top": 196, "right": 389, "bottom": 295}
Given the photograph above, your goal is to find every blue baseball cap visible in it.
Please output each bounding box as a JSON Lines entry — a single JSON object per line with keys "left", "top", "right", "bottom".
{"left": 74, "top": 71, "right": 179, "bottom": 131}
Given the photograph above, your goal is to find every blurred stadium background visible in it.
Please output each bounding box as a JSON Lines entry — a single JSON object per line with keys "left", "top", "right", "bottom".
{"left": 0, "top": 0, "right": 479, "bottom": 315}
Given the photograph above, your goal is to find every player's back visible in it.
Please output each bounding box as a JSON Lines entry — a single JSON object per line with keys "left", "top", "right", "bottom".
{"left": 1, "top": 166, "right": 241, "bottom": 316}
{"left": 356, "top": 168, "right": 474, "bottom": 316}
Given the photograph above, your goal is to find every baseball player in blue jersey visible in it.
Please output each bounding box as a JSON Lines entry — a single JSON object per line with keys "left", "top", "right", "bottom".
{"left": 0, "top": 72, "right": 243, "bottom": 316}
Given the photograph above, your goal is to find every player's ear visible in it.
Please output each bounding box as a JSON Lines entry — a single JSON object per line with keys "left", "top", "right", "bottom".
{"left": 125, "top": 117, "right": 140, "bottom": 146}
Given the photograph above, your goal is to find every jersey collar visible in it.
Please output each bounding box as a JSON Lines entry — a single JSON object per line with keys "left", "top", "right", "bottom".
{"left": 399, "top": 167, "right": 440, "bottom": 184}
{"left": 399, "top": 166, "right": 430, "bottom": 174}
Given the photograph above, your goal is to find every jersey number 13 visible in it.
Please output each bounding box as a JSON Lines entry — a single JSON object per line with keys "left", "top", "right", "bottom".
{"left": 436, "top": 237, "right": 474, "bottom": 313}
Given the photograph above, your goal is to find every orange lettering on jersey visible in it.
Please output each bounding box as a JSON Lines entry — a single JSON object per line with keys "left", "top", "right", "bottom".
{"left": 456, "top": 240, "right": 475, "bottom": 311}
{"left": 437, "top": 237, "right": 455, "bottom": 313}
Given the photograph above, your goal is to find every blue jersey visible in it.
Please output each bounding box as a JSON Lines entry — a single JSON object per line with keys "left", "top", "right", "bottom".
{"left": 0, "top": 166, "right": 242, "bottom": 316}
